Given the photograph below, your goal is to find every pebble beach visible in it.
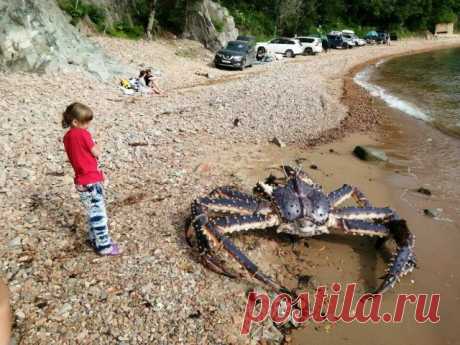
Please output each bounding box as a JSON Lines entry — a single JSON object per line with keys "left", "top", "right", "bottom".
{"left": 1, "top": 34, "right": 460, "bottom": 345}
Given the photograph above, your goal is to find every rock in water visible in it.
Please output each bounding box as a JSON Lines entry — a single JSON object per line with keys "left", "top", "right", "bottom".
{"left": 0, "top": 0, "right": 132, "bottom": 80}
{"left": 423, "top": 208, "right": 442, "bottom": 218}
{"left": 353, "top": 146, "right": 388, "bottom": 162}
{"left": 416, "top": 187, "right": 432, "bottom": 196}
{"left": 183, "top": 0, "right": 238, "bottom": 51}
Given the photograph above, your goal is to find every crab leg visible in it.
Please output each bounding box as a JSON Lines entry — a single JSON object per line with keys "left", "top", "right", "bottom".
{"left": 205, "top": 218, "right": 292, "bottom": 294}
{"left": 192, "top": 196, "right": 272, "bottom": 216}
{"left": 328, "top": 185, "right": 372, "bottom": 208}
{"left": 187, "top": 213, "right": 239, "bottom": 278}
{"left": 189, "top": 193, "right": 292, "bottom": 294}
{"left": 375, "top": 220, "right": 417, "bottom": 293}
{"left": 332, "top": 218, "right": 390, "bottom": 237}
{"left": 332, "top": 206, "right": 393, "bottom": 221}
{"left": 211, "top": 214, "right": 280, "bottom": 234}
{"left": 254, "top": 180, "right": 277, "bottom": 199}
{"left": 282, "top": 165, "right": 319, "bottom": 188}
{"left": 209, "top": 186, "right": 259, "bottom": 201}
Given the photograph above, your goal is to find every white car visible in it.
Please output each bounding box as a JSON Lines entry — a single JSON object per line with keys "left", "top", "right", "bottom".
{"left": 342, "top": 30, "right": 366, "bottom": 46}
{"left": 296, "top": 36, "right": 323, "bottom": 55}
{"left": 256, "top": 38, "right": 304, "bottom": 58}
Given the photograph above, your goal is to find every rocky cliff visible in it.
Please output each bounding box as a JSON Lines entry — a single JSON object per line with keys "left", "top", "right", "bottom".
{"left": 0, "top": 0, "right": 131, "bottom": 80}
{"left": 183, "top": 0, "right": 238, "bottom": 51}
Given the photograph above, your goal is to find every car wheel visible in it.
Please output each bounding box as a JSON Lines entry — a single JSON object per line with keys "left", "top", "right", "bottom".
{"left": 285, "top": 49, "right": 294, "bottom": 58}
{"left": 239, "top": 59, "right": 246, "bottom": 71}
{"left": 304, "top": 47, "right": 313, "bottom": 56}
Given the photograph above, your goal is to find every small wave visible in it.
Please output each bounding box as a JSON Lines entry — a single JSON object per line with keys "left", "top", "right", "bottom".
{"left": 354, "top": 67, "right": 431, "bottom": 122}
{"left": 375, "top": 59, "right": 386, "bottom": 67}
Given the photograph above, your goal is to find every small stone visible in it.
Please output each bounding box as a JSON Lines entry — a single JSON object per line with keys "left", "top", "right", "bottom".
{"left": 9, "top": 237, "right": 22, "bottom": 247}
{"left": 309, "top": 164, "right": 318, "bottom": 170}
{"left": 271, "top": 137, "right": 286, "bottom": 148}
{"left": 416, "top": 187, "right": 431, "bottom": 196}
{"left": 18, "top": 168, "right": 35, "bottom": 181}
{"left": 297, "top": 275, "right": 312, "bottom": 287}
{"left": 0, "top": 171, "right": 6, "bottom": 187}
{"left": 15, "top": 310, "right": 25, "bottom": 320}
{"left": 423, "top": 208, "right": 442, "bottom": 218}
{"left": 57, "top": 303, "right": 72, "bottom": 316}
{"left": 353, "top": 146, "right": 388, "bottom": 162}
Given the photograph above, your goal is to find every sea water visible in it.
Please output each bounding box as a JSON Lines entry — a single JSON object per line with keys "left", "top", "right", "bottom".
{"left": 356, "top": 47, "right": 460, "bottom": 138}
{"left": 355, "top": 47, "right": 460, "bottom": 212}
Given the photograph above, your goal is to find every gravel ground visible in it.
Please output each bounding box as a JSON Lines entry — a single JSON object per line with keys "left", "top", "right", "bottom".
{"left": 1, "top": 35, "right": 460, "bottom": 345}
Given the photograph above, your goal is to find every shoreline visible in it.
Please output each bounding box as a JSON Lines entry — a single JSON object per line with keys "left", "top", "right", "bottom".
{"left": 309, "top": 39, "right": 460, "bottom": 147}
{"left": 288, "top": 40, "right": 460, "bottom": 345}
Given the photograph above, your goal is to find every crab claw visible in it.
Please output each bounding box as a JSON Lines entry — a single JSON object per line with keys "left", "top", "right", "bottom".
{"left": 375, "top": 232, "right": 416, "bottom": 294}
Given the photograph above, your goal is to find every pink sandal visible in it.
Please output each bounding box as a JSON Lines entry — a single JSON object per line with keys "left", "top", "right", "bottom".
{"left": 98, "top": 243, "right": 122, "bottom": 256}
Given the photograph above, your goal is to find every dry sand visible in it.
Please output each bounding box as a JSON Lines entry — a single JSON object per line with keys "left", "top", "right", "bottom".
{"left": 1, "top": 35, "right": 460, "bottom": 345}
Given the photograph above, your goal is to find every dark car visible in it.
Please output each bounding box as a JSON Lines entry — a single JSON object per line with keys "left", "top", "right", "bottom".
{"left": 236, "top": 35, "right": 256, "bottom": 48}
{"left": 214, "top": 40, "right": 255, "bottom": 70}
{"left": 377, "top": 32, "right": 390, "bottom": 44}
{"left": 327, "top": 34, "right": 353, "bottom": 49}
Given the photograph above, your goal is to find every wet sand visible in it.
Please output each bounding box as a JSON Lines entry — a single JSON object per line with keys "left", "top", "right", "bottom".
{"left": 287, "top": 61, "right": 460, "bottom": 345}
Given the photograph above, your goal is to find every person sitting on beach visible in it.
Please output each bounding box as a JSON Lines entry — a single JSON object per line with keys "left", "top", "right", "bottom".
{"left": 141, "top": 69, "right": 165, "bottom": 95}
{"left": 0, "top": 281, "right": 11, "bottom": 345}
{"left": 62, "top": 102, "right": 121, "bottom": 256}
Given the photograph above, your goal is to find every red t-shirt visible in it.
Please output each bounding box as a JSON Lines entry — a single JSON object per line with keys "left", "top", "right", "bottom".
{"left": 63, "top": 128, "right": 104, "bottom": 186}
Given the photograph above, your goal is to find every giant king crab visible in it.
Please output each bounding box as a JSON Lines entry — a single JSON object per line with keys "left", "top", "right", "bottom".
{"left": 186, "top": 166, "right": 416, "bottom": 295}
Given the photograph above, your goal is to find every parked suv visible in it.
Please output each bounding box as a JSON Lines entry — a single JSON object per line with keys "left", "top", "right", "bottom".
{"left": 214, "top": 40, "right": 255, "bottom": 70}
{"left": 342, "top": 30, "right": 366, "bottom": 46}
{"left": 256, "top": 38, "right": 304, "bottom": 58}
{"left": 377, "top": 32, "right": 390, "bottom": 44}
{"left": 327, "top": 33, "right": 354, "bottom": 49}
{"left": 296, "top": 36, "right": 323, "bottom": 55}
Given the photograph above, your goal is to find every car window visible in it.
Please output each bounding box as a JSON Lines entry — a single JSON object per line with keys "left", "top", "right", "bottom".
{"left": 282, "top": 39, "right": 294, "bottom": 44}
{"left": 303, "top": 38, "right": 314, "bottom": 43}
{"left": 270, "top": 39, "right": 280, "bottom": 44}
{"left": 226, "top": 42, "right": 248, "bottom": 51}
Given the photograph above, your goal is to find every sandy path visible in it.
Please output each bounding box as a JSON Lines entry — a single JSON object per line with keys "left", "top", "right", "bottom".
{"left": 1, "top": 35, "right": 460, "bottom": 345}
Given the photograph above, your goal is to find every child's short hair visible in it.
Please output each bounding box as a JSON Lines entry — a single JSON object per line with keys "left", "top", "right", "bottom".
{"left": 62, "top": 102, "right": 94, "bottom": 128}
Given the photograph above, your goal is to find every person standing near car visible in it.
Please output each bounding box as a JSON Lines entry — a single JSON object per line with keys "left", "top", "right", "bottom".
{"left": 322, "top": 38, "right": 329, "bottom": 53}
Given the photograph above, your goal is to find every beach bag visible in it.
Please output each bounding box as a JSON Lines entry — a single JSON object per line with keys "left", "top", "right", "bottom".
{"left": 120, "top": 79, "right": 130, "bottom": 89}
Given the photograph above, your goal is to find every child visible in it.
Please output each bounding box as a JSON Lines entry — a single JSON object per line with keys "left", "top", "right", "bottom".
{"left": 62, "top": 102, "right": 121, "bottom": 256}
{"left": 143, "top": 69, "right": 165, "bottom": 95}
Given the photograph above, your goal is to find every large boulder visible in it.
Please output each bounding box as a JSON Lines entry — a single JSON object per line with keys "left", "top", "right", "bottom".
{"left": 0, "top": 0, "right": 132, "bottom": 80}
{"left": 183, "top": 0, "right": 238, "bottom": 51}
{"left": 83, "top": 0, "right": 134, "bottom": 27}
